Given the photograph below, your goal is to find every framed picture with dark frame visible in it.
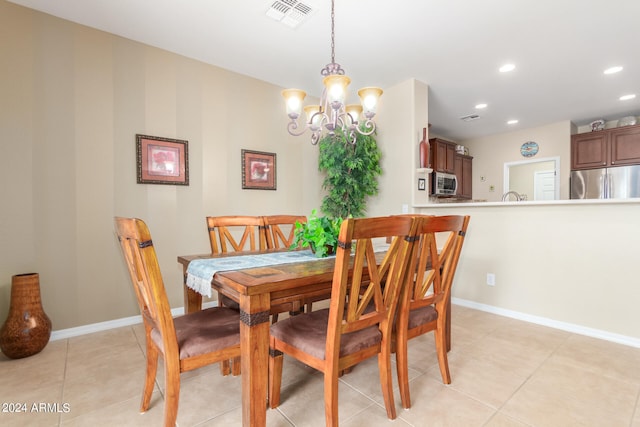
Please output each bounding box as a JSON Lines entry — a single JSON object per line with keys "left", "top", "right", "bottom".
{"left": 136, "top": 134, "right": 189, "bottom": 185}
{"left": 241, "top": 149, "right": 276, "bottom": 190}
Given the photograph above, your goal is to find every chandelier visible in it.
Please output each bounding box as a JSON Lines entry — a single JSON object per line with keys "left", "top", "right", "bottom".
{"left": 282, "top": 0, "right": 383, "bottom": 145}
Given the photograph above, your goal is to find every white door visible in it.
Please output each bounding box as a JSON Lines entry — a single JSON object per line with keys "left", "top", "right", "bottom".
{"left": 534, "top": 170, "right": 556, "bottom": 200}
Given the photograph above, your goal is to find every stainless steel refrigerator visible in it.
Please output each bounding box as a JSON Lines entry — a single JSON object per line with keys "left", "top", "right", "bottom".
{"left": 570, "top": 165, "right": 640, "bottom": 199}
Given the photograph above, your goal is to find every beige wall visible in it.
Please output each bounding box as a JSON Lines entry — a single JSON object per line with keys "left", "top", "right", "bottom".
{"left": 0, "top": 2, "right": 427, "bottom": 330}
{"left": 462, "top": 120, "right": 573, "bottom": 201}
{"left": 418, "top": 202, "right": 640, "bottom": 342}
{"left": 0, "top": 2, "right": 321, "bottom": 329}
{"left": 369, "top": 79, "right": 429, "bottom": 216}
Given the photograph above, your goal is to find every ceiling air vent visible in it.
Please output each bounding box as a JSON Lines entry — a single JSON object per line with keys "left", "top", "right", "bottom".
{"left": 460, "top": 114, "right": 481, "bottom": 122}
{"left": 266, "top": 0, "right": 315, "bottom": 28}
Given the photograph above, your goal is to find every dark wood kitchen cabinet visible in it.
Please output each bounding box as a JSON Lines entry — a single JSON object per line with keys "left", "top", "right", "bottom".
{"left": 454, "top": 154, "right": 473, "bottom": 199}
{"left": 429, "top": 138, "right": 456, "bottom": 173}
{"left": 571, "top": 123, "right": 640, "bottom": 169}
{"left": 610, "top": 124, "right": 640, "bottom": 166}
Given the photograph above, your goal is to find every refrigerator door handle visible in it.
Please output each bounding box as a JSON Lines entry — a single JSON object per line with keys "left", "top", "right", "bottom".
{"left": 601, "top": 173, "right": 607, "bottom": 199}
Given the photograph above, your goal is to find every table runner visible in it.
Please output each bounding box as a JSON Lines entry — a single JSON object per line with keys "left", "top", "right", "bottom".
{"left": 186, "top": 250, "right": 329, "bottom": 297}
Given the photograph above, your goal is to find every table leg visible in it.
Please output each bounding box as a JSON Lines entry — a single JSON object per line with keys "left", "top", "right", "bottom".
{"left": 239, "top": 293, "right": 270, "bottom": 427}
{"left": 182, "top": 267, "right": 202, "bottom": 313}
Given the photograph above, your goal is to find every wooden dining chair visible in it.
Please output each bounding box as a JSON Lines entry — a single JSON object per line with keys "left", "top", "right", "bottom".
{"left": 205, "top": 215, "right": 266, "bottom": 374}
{"left": 394, "top": 214, "right": 470, "bottom": 409}
{"left": 114, "top": 217, "right": 241, "bottom": 427}
{"left": 206, "top": 215, "right": 268, "bottom": 310}
{"left": 206, "top": 215, "right": 267, "bottom": 255}
{"left": 262, "top": 215, "right": 312, "bottom": 322}
{"left": 268, "top": 215, "right": 419, "bottom": 426}
{"left": 262, "top": 214, "right": 307, "bottom": 249}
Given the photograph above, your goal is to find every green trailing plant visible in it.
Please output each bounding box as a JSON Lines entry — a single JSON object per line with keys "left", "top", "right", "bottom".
{"left": 318, "top": 126, "right": 382, "bottom": 218}
{"left": 290, "top": 209, "right": 343, "bottom": 258}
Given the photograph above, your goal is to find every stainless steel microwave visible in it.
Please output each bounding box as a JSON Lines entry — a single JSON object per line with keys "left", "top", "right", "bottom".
{"left": 433, "top": 171, "right": 458, "bottom": 196}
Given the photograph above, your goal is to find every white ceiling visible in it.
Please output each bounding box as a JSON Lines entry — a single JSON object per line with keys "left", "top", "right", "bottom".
{"left": 9, "top": 0, "right": 640, "bottom": 141}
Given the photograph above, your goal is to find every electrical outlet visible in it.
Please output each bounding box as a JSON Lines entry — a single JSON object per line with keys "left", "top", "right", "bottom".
{"left": 486, "top": 273, "right": 496, "bottom": 286}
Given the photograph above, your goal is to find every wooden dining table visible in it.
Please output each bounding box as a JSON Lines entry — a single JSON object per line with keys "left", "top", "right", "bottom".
{"left": 179, "top": 250, "right": 339, "bottom": 427}
{"left": 178, "top": 249, "right": 452, "bottom": 427}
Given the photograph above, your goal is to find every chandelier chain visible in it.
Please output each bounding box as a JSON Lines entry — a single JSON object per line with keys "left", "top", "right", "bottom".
{"left": 321, "top": 0, "right": 344, "bottom": 76}
{"left": 330, "top": 0, "right": 335, "bottom": 65}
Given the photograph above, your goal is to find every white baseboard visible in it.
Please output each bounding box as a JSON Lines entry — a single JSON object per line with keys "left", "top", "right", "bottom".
{"left": 49, "top": 299, "right": 639, "bottom": 349}
{"left": 452, "top": 297, "right": 640, "bottom": 349}
{"left": 49, "top": 301, "right": 218, "bottom": 341}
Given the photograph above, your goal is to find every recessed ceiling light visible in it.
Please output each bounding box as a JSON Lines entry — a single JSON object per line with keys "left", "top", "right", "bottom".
{"left": 604, "top": 66, "right": 623, "bottom": 75}
{"left": 620, "top": 94, "right": 636, "bottom": 101}
{"left": 507, "top": 119, "right": 519, "bottom": 125}
{"left": 499, "top": 63, "right": 516, "bottom": 73}
{"left": 475, "top": 103, "right": 488, "bottom": 109}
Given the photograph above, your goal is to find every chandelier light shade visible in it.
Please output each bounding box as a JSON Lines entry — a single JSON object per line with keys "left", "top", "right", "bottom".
{"left": 282, "top": 89, "right": 306, "bottom": 117}
{"left": 283, "top": 0, "right": 383, "bottom": 144}
{"left": 358, "top": 87, "right": 383, "bottom": 117}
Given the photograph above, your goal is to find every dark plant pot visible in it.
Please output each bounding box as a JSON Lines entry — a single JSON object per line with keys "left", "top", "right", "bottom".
{"left": 310, "top": 244, "right": 335, "bottom": 257}
{"left": 0, "top": 273, "right": 52, "bottom": 359}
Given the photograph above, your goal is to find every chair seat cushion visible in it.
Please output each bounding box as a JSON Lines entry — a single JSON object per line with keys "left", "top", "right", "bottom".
{"left": 151, "top": 307, "right": 240, "bottom": 360}
{"left": 408, "top": 305, "right": 438, "bottom": 330}
{"left": 270, "top": 308, "right": 381, "bottom": 360}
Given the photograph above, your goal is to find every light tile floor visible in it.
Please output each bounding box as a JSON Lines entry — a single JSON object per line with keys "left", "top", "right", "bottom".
{"left": 1, "top": 305, "right": 639, "bottom": 426}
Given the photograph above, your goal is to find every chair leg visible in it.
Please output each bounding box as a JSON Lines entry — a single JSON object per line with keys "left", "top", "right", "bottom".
{"left": 324, "top": 369, "right": 340, "bottom": 427}
{"left": 219, "top": 359, "right": 231, "bottom": 376}
{"left": 338, "top": 366, "right": 353, "bottom": 376}
{"left": 271, "top": 313, "right": 279, "bottom": 323}
{"left": 231, "top": 356, "right": 241, "bottom": 376}
{"left": 141, "top": 342, "right": 159, "bottom": 413}
{"left": 268, "top": 345, "right": 284, "bottom": 409}
{"left": 396, "top": 334, "right": 411, "bottom": 409}
{"left": 378, "top": 351, "right": 397, "bottom": 420}
{"left": 163, "top": 360, "right": 181, "bottom": 427}
{"left": 435, "top": 321, "right": 451, "bottom": 384}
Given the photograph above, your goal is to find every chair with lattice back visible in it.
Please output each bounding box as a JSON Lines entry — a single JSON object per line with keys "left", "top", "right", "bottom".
{"left": 394, "top": 215, "right": 470, "bottom": 409}
{"left": 205, "top": 215, "right": 267, "bottom": 307}
{"left": 206, "top": 215, "right": 267, "bottom": 255}
{"left": 262, "top": 215, "right": 307, "bottom": 249}
{"left": 262, "top": 215, "right": 315, "bottom": 322}
{"left": 268, "top": 215, "right": 420, "bottom": 425}
{"left": 205, "top": 215, "right": 267, "bottom": 374}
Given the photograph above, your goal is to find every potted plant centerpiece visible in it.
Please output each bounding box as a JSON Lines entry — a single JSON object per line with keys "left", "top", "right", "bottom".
{"left": 290, "top": 210, "right": 343, "bottom": 258}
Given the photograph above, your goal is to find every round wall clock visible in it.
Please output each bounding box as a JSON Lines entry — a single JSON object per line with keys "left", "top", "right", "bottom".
{"left": 520, "top": 141, "right": 539, "bottom": 157}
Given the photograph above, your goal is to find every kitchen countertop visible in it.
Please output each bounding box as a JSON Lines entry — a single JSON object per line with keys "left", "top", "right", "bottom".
{"left": 414, "top": 198, "right": 640, "bottom": 208}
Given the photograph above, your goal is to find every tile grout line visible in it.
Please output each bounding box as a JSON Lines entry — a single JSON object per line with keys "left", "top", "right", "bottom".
{"left": 631, "top": 385, "right": 640, "bottom": 427}
{"left": 337, "top": 369, "right": 409, "bottom": 425}
{"left": 274, "top": 407, "right": 296, "bottom": 427}
{"left": 480, "top": 331, "right": 574, "bottom": 427}
{"left": 58, "top": 338, "right": 70, "bottom": 427}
